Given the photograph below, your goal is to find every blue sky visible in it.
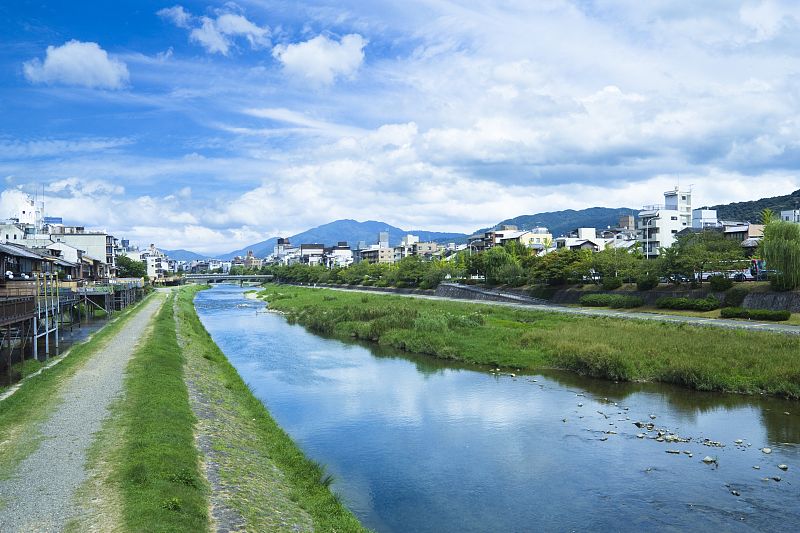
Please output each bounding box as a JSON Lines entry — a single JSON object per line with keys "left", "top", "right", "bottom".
{"left": 2, "top": 1, "right": 800, "bottom": 254}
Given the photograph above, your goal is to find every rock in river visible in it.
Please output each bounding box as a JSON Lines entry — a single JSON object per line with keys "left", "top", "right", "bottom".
{"left": 778, "top": 464, "right": 788, "bottom": 471}
{"left": 762, "top": 447, "right": 772, "bottom": 454}
{"left": 702, "top": 456, "right": 717, "bottom": 464}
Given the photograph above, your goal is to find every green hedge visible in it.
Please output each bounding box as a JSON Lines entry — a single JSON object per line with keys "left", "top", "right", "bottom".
{"left": 720, "top": 307, "right": 791, "bottom": 321}
{"left": 655, "top": 296, "right": 720, "bottom": 311}
{"left": 580, "top": 294, "right": 644, "bottom": 308}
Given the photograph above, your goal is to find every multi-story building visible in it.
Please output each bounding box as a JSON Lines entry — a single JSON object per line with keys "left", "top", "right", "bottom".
{"left": 324, "top": 242, "right": 353, "bottom": 268}
{"left": 244, "top": 250, "right": 263, "bottom": 269}
{"left": 299, "top": 244, "right": 325, "bottom": 266}
{"left": 692, "top": 209, "right": 719, "bottom": 229}
{"left": 781, "top": 209, "right": 800, "bottom": 223}
{"left": 48, "top": 227, "right": 118, "bottom": 276}
{"left": 637, "top": 188, "right": 692, "bottom": 258}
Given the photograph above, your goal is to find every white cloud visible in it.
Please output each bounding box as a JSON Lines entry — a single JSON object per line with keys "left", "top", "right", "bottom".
{"left": 23, "top": 40, "right": 129, "bottom": 89}
{"left": 157, "top": 5, "right": 193, "bottom": 29}
{"left": 191, "top": 17, "right": 231, "bottom": 55}
{"left": 161, "top": 6, "right": 270, "bottom": 55}
{"left": 273, "top": 34, "right": 367, "bottom": 84}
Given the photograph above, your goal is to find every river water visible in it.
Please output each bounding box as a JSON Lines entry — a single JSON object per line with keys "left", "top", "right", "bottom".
{"left": 195, "top": 285, "right": 799, "bottom": 532}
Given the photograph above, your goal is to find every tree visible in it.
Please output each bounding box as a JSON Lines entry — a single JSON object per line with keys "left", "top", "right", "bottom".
{"left": 116, "top": 255, "right": 147, "bottom": 278}
{"left": 667, "top": 231, "right": 747, "bottom": 283}
{"left": 590, "top": 245, "right": 642, "bottom": 283}
{"left": 483, "top": 246, "right": 516, "bottom": 285}
{"left": 761, "top": 221, "right": 800, "bottom": 291}
{"left": 761, "top": 208, "right": 776, "bottom": 225}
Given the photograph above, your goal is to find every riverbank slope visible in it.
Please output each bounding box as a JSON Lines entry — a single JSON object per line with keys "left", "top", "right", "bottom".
{"left": 260, "top": 284, "right": 800, "bottom": 398}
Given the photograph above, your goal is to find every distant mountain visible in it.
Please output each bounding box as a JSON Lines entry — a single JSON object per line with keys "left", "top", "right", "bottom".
{"left": 218, "top": 219, "right": 468, "bottom": 259}
{"left": 475, "top": 207, "right": 639, "bottom": 238}
{"left": 706, "top": 189, "right": 800, "bottom": 223}
{"left": 162, "top": 249, "right": 208, "bottom": 261}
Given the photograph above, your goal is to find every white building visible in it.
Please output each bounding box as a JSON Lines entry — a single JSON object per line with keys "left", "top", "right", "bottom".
{"left": 637, "top": 188, "right": 692, "bottom": 258}
{"left": 325, "top": 242, "right": 354, "bottom": 268}
{"left": 781, "top": 209, "right": 800, "bottom": 223}
{"left": 692, "top": 209, "right": 719, "bottom": 229}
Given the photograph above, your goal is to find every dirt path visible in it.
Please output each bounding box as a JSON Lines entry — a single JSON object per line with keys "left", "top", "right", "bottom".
{"left": 0, "top": 295, "right": 164, "bottom": 533}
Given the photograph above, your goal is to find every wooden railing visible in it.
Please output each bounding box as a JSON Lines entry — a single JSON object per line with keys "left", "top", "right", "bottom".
{"left": 0, "top": 296, "right": 35, "bottom": 326}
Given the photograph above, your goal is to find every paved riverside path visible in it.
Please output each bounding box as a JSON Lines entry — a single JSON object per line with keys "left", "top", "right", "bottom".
{"left": 316, "top": 286, "right": 800, "bottom": 335}
{"left": 0, "top": 295, "right": 164, "bottom": 533}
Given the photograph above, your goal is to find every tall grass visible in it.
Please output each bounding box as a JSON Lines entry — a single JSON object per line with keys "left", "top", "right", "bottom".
{"left": 262, "top": 284, "right": 800, "bottom": 398}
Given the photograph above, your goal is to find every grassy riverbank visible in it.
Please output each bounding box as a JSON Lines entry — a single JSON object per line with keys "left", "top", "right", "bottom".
{"left": 0, "top": 294, "right": 153, "bottom": 481}
{"left": 100, "top": 292, "right": 210, "bottom": 531}
{"left": 260, "top": 284, "right": 800, "bottom": 398}
{"left": 176, "top": 286, "right": 367, "bottom": 532}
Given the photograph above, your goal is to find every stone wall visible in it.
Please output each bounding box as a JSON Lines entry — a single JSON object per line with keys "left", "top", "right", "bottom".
{"left": 434, "top": 283, "right": 549, "bottom": 305}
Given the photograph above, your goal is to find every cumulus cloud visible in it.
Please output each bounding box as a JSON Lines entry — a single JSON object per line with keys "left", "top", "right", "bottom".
{"left": 23, "top": 40, "right": 129, "bottom": 89}
{"left": 160, "top": 5, "right": 269, "bottom": 55}
{"left": 273, "top": 34, "right": 367, "bottom": 84}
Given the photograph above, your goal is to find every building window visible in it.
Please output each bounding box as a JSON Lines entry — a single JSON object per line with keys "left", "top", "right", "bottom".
{"left": 681, "top": 196, "right": 686, "bottom": 200}
{"left": 671, "top": 230, "right": 678, "bottom": 234}
{"left": 671, "top": 216, "right": 677, "bottom": 220}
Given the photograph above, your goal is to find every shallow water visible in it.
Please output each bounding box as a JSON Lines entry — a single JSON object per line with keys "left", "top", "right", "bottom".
{"left": 196, "top": 285, "right": 799, "bottom": 532}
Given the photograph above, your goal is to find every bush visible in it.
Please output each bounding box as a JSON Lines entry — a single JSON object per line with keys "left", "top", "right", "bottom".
{"left": 636, "top": 274, "right": 659, "bottom": 291}
{"left": 721, "top": 307, "right": 790, "bottom": 321}
{"left": 655, "top": 296, "right": 720, "bottom": 311}
{"left": 580, "top": 294, "right": 643, "bottom": 308}
{"left": 601, "top": 277, "right": 622, "bottom": 290}
{"left": 724, "top": 287, "right": 748, "bottom": 308}
{"left": 708, "top": 275, "right": 733, "bottom": 291}
{"left": 719, "top": 307, "right": 749, "bottom": 319}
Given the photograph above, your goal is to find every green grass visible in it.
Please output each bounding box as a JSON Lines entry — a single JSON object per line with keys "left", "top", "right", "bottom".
{"left": 0, "top": 294, "right": 153, "bottom": 480}
{"left": 176, "top": 286, "right": 367, "bottom": 532}
{"left": 108, "top": 292, "right": 210, "bottom": 532}
{"left": 260, "top": 284, "right": 800, "bottom": 398}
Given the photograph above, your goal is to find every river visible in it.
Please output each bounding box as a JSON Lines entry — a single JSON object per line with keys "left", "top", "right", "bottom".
{"left": 195, "top": 285, "right": 799, "bottom": 532}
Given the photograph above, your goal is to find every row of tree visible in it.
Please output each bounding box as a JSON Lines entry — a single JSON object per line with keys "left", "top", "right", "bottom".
{"left": 256, "top": 215, "right": 800, "bottom": 292}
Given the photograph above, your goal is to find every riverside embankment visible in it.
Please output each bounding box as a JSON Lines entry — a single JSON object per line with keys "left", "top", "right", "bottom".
{"left": 260, "top": 283, "right": 800, "bottom": 397}
{"left": 0, "top": 287, "right": 364, "bottom": 532}
{"left": 197, "top": 284, "right": 800, "bottom": 533}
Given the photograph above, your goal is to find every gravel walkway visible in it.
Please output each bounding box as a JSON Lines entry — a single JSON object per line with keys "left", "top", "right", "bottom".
{"left": 0, "top": 295, "right": 164, "bottom": 533}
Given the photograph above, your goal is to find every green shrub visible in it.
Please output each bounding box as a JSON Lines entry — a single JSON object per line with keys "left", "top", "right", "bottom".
{"left": 580, "top": 294, "right": 643, "bottom": 308}
{"left": 601, "top": 277, "right": 622, "bottom": 290}
{"left": 721, "top": 307, "right": 790, "bottom": 321}
{"left": 724, "top": 287, "right": 748, "bottom": 307}
{"left": 395, "top": 281, "right": 408, "bottom": 289}
{"left": 720, "top": 307, "right": 749, "bottom": 319}
{"left": 636, "top": 274, "right": 659, "bottom": 291}
{"left": 655, "top": 296, "right": 719, "bottom": 311}
{"left": 749, "top": 309, "right": 791, "bottom": 321}
{"left": 708, "top": 275, "right": 733, "bottom": 291}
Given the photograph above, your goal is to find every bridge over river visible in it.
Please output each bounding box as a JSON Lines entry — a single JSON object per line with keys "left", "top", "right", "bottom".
{"left": 183, "top": 274, "right": 273, "bottom": 284}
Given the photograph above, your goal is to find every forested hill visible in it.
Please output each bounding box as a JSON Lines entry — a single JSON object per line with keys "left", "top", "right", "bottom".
{"left": 477, "top": 207, "right": 639, "bottom": 238}
{"left": 707, "top": 189, "right": 800, "bottom": 222}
